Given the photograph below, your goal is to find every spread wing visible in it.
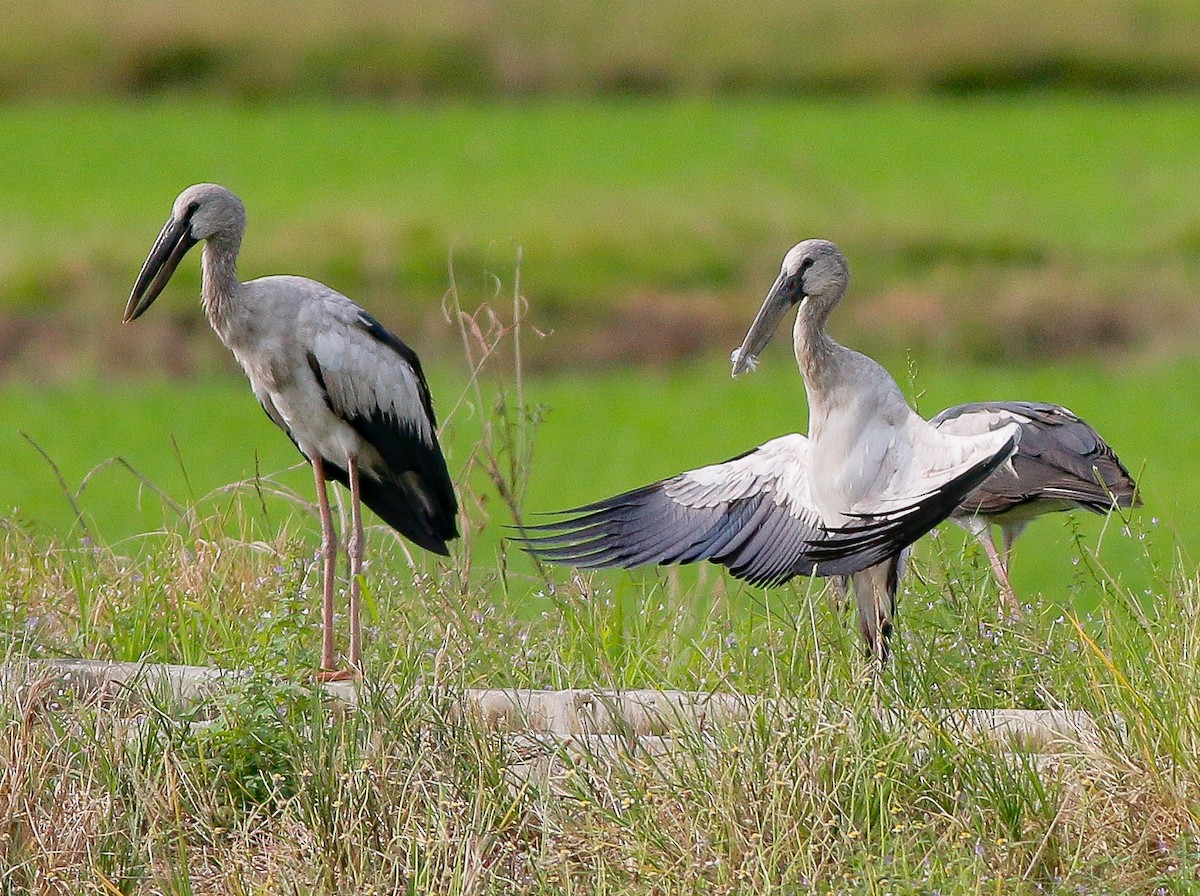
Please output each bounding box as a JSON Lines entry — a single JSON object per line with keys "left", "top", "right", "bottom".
{"left": 518, "top": 430, "right": 1018, "bottom": 585}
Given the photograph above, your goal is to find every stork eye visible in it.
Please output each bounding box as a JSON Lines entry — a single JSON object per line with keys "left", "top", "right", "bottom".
{"left": 788, "top": 257, "right": 816, "bottom": 294}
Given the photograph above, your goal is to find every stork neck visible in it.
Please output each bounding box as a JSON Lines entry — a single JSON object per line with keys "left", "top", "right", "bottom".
{"left": 200, "top": 238, "right": 241, "bottom": 332}
{"left": 792, "top": 295, "right": 839, "bottom": 391}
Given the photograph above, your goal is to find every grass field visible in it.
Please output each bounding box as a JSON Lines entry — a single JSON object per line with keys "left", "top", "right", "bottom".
{"left": 2, "top": 97, "right": 1200, "bottom": 375}
{"left": 0, "top": 345, "right": 1184, "bottom": 611}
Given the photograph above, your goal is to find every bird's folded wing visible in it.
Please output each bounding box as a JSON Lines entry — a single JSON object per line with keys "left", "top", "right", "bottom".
{"left": 309, "top": 311, "right": 453, "bottom": 490}
{"left": 999, "top": 405, "right": 1139, "bottom": 508}
{"left": 931, "top": 401, "right": 1139, "bottom": 513}
{"left": 307, "top": 308, "right": 459, "bottom": 548}
{"left": 517, "top": 432, "right": 1013, "bottom": 585}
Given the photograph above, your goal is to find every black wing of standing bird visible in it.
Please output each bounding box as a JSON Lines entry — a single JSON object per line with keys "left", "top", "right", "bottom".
{"left": 931, "top": 400, "right": 1140, "bottom": 518}
{"left": 299, "top": 309, "right": 459, "bottom": 554}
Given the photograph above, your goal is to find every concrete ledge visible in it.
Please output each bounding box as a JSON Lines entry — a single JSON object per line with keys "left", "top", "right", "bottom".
{"left": 2, "top": 659, "right": 1106, "bottom": 754}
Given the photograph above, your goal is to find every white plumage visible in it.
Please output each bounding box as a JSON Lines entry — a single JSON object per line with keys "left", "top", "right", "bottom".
{"left": 524, "top": 239, "right": 1018, "bottom": 661}
{"left": 663, "top": 435, "right": 815, "bottom": 512}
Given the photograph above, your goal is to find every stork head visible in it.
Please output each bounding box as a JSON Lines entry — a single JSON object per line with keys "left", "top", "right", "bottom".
{"left": 124, "top": 183, "right": 246, "bottom": 322}
{"left": 731, "top": 239, "right": 849, "bottom": 376}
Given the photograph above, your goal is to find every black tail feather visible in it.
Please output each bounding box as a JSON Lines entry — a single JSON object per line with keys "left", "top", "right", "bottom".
{"left": 320, "top": 460, "right": 457, "bottom": 556}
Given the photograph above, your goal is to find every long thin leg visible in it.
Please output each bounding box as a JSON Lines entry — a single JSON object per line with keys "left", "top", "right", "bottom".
{"left": 852, "top": 563, "right": 895, "bottom": 665}
{"left": 998, "top": 526, "right": 1022, "bottom": 614}
{"left": 312, "top": 455, "right": 338, "bottom": 672}
{"left": 347, "top": 456, "right": 365, "bottom": 671}
{"left": 1000, "top": 527, "right": 1017, "bottom": 572}
{"left": 976, "top": 529, "right": 1019, "bottom": 619}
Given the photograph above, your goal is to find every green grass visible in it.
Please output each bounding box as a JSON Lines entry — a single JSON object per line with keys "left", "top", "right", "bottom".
{"left": 2, "top": 97, "right": 1200, "bottom": 374}
{"left": 0, "top": 348, "right": 1185, "bottom": 610}
{"left": 1, "top": 96, "right": 1195, "bottom": 270}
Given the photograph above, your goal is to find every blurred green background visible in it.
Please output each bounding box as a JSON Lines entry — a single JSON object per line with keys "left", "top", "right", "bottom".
{"left": 1, "top": 1, "right": 1198, "bottom": 602}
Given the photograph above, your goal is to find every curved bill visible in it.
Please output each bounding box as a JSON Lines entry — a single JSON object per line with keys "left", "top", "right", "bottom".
{"left": 123, "top": 214, "right": 198, "bottom": 322}
{"left": 730, "top": 271, "right": 802, "bottom": 377}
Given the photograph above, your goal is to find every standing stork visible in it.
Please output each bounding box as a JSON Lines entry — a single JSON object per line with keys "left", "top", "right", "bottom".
{"left": 929, "top": 400, "right": 1140, "bottom": 613}
{"left": 124, "top": 183, "right": 458, "bottom": 677}
{"left": 522, "top": 240, "right": 1019, "bottom": 662}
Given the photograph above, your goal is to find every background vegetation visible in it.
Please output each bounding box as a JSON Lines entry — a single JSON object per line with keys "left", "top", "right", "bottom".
{"left": 2, "top": 98, "right": 1200, "bottom": 377}
{"left": 7, "top": 0, "right": 1200, "bottom": 99}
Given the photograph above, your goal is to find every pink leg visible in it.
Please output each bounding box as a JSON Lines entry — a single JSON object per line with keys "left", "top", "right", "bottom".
{"left": 347, "top": 456, "right": 365, "bottom": 671}
{"left": 999, "top": 528, "right": 1023, "bottom": 613}
{"left": 1001, "top": 528, "right": 1017, "bottom": 571}
{"left": 312, "top": 456, "right": 338, "bottom": 672}
{"left": 977, "top": 530, "right": 1019, "bottom": 619}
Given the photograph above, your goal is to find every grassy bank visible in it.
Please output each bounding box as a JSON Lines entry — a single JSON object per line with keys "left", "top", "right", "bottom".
{"left": 1, "top": 480, "right": 1197, "bottom": 893}
{"left": 7, "top": 0, "right": 1200, "bottom": 98}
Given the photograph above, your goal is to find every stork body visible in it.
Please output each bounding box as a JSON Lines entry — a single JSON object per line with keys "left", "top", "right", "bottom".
{"left": 732, "top": 241, "right": 1018, "bottom": 661}
{"left": 125, "top": 183, "right": 458, "bottom": 676}
{"left": 929, "top": 400, "right": 1140, "bottom": 611}
{"left": 524, "top": 240, "right": 1018, "bottom": 662}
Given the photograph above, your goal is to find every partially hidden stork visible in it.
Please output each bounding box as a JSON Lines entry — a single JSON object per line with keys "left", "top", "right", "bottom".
{"left": 928, "top": 400, "right": 1140, "bottom": 613}
{"left": 522, "top": 240, "right": 1019, "bottom": 662}
{"left": 125, "top": 183, "right": 458, "bottom": 677}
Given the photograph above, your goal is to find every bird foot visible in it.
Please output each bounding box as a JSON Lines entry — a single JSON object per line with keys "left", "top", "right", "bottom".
{"left": 314, "top": 667, "right": 361, "bottom": 683}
